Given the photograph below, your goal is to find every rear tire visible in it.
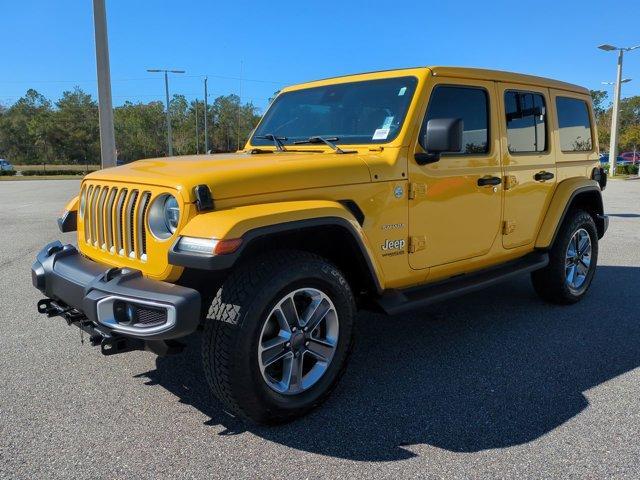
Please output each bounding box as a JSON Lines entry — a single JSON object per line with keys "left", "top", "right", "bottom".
{"left": 202, "top": 250, "right": 356, "bottom": 425}
{"left": 531, "top": 209, "right": 598, "bottom": 304}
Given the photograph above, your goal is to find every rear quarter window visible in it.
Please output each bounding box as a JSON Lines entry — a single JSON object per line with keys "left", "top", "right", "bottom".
{"left": 556, "top": 97, "right": 593, "bottom": 152}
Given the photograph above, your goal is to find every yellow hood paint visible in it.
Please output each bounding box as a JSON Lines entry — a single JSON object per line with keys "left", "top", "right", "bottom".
{"left": 86, "top": 151, "right": 373, "bottom": 202}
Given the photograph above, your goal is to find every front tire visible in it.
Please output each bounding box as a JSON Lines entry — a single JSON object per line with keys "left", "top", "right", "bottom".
{"left": 531, "top": 209, "right": 598, "bottom": 304}
{"left": 202, "top": 250, "right": 356, "bottom": 424}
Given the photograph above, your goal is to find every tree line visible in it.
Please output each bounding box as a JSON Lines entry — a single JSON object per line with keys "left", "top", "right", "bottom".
{"left": 0, "top": 87, "right": 262, "bottom": 165}
{"left": 590, "top": 90, "right": 640, "bottom": 153}
{"left": 1, "top": 87, "right": 639, "bottom": 165}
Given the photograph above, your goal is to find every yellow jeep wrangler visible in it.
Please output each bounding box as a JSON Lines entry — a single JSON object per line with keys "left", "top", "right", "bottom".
{"left": 32, "top": 66, "right": 608, "bottom": 424}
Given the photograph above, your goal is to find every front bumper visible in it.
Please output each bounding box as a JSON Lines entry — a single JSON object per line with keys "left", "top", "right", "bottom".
{"left": 32, "top": 241, "right": 201, "bottom": 345}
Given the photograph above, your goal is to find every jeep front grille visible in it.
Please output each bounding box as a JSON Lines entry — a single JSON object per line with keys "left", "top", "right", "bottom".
{"left": 81, "top": 184, "right": 152, "bottom": 261}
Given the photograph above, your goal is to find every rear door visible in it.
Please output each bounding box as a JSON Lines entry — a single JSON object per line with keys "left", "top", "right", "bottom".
{"left": 408, "top": 78, "right": 502, "bottom": 269}
{"left": 497, "top": 84, "right": 557, "bottom": 249}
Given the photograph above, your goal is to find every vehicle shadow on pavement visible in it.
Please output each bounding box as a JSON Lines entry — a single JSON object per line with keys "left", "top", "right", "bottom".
{"left": 138, "top": 265, "right": 640, "bottom": 461}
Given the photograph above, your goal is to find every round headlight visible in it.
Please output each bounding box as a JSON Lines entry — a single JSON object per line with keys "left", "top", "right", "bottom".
{"left": 148, "top": 194, "right": 180, "bottom": 240}
{"left": 163, "top": 195, "right": 180, "bottom": 233}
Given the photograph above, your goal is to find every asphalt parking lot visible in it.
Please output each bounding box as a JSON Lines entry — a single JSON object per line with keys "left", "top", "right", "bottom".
{"left": 1, "top": 179, "right": 639, "bottom": 479}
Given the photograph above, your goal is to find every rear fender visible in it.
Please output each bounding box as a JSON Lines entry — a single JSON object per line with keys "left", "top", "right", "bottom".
{"left": 535, "top": 178, "right": 603, "bottom": 248}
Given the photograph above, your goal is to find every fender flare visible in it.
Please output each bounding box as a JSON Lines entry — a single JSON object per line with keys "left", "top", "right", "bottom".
{"left": 535, "top": 179, "right": 604, "bottom": 249}
{"left": 58, "top": 195, "right": 79, "bottom": 233}
{"left": 169, "top": 201, "right": 383, "bottom": 294}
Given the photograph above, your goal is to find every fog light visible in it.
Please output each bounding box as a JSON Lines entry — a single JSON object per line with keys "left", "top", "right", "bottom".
{"left": 113, "top": 300, "right": 135, "bottom": 324}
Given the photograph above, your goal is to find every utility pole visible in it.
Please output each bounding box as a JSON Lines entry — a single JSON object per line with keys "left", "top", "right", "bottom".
{"left": 147, "top": 69, "right": 185, "bottom": 156}
{"left": 204, "top": 77, "right": 209, "bottom": 153}
{"left": 598, "top": 44, "right": 639, "bottom": 176}
{"left": 92, "top": 0, "right": 116, "bottom": 168}
{"left": 237, "top": 61, "right": 243, "bottom": 151}
{"left": 195, "top": 100, "right": 199, "bottom": 154}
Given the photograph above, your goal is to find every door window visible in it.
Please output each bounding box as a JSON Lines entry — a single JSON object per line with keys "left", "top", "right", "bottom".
{"left": 421, "top": 86, "right": 489, "bottom": 154}
{"left": 504, "top": 91, "right": 547, "bottom": 153}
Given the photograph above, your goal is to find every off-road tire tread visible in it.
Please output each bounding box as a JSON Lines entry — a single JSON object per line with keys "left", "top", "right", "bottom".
{"left": 202, "top": 250, "right": 355, "bottom": 424}
{"left": 531, "top": 209, "right": 598, "bottom": 304}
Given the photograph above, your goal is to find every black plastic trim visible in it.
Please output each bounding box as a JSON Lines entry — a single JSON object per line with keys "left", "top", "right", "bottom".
{"left": 548, "top": 185, "right": 605, "bottom": 244}
{"left": 377, "top": 252, "right": 549, "bottom": 315}
{"left": 57, "top": 210, "right": 77, "bottom": 233}
{"left": 194, "top": 184, "right": 214, "bottom": 211}
{"left": 338, "top": 200, "right": 365, "bottom": 226}
{"left": 169, "top": 217, "right": 383, "bottom": 294}
{"left": 31, "top": 241, "right": 201, "bottom": 340}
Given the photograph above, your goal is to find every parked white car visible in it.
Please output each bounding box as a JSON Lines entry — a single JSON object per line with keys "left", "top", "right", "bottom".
{"left": 0, "top": 159, "right": 14, "bottom": 171}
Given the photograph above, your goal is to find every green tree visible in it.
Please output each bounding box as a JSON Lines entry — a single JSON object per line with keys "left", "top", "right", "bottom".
{"left": 51, "top": 87, "right": 100, "bottom": 164}
{"left": 114, "top": 101, "right": 166, "bottom": 162}
{"left": 590, "top": 90, "right": 609, "bottom": 120}
{"left": 209, "top": 94, "right": 260, "bottom": 152}
{"left": 0, "top": 89, "right": 53, "bottom": 163}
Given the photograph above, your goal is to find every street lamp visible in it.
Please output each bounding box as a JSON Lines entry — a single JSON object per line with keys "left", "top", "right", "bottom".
{"left": 598, "top": 44, "right": 640, "bottom": 176}
{"left": 147, "top": 69, "right": 186, "bottom": 156}
{"left": 601, "top": 79, "right": 632, "bottom": 86}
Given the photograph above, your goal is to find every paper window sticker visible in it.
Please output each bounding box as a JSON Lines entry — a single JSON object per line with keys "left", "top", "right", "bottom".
{"left": 372, "top": 128, "right": 390, "bottom": 140}
{"left": 398, "top": 87, "right": 407, "bottom": 96}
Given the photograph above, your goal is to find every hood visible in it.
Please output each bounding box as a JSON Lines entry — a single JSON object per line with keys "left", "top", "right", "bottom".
{"left": 86, "top": 151, "right": 373, "bottom": 202}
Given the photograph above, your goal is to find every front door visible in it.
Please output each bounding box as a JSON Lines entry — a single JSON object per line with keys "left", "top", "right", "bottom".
{"left": 497, "top": 84, "right": 557, "bottom": 249}
{"left": 408, "top": 78, "right": 502, "bottom": 269}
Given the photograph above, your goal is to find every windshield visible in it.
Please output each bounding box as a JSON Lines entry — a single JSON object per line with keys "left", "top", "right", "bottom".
{"left": 251, "top": 76, "right": 418, "bottom": 146}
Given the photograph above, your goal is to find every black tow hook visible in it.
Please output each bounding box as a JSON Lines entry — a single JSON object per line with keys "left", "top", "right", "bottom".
{"left": 37, "top": 298, "right": 84, "bottom": 324}
{"left": 100, "top": 336, "right": 144, "bottom": 356}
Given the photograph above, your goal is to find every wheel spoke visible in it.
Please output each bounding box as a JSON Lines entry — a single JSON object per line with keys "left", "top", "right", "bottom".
{"left": 260, "top": 336, "right": 290, "bottom": 368}
{"left": 272, "top": 308, "right": 292, "bottom": 333}
{"left": 280, "top": 296, "right": 300, "bottom": 328}
{"left": 576, "top": 261, "right": 588, "bottom": 276}
{"left": 306, "top": 338, "right": 334, "bottom": 363}
{"left": 283, "top": 354, "right": 305, "bottom": 393}
{"left": 302, "top": 297, "right": 331, "bottom": 332}
{"left": 578, "top": 234, "right": 590, "bottom": 255}
{"left": 567, "top": 265, "right": 576, "bottom": 285}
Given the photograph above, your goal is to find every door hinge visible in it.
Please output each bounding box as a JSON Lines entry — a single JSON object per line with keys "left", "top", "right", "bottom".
{"left": 502, "top": 220, "right": 516, "bottom": 235}
{"left": 408, "top": 235, "right": 426, "bottom": 253}
{"left": 504, "top": 175, "right": 518, "bottom": 190}
{"left": 408, "top": 183, "right": 427, "bottom": 200}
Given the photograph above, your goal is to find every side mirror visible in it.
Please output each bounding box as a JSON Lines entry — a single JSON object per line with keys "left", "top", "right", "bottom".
{"left": 415, "top": 118, "right": 463, "bottom": 165}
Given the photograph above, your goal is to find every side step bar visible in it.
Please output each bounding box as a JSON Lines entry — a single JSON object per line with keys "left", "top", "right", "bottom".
{"left": 377, "top": 252, "right": 549, "bottom": 315}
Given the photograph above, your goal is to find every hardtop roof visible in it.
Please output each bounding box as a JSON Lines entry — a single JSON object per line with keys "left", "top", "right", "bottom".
{"left": 285, "top": 66, "right": 588, "bottom": 95}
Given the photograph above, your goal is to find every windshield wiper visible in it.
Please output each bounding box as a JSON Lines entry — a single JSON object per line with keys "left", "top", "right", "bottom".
{"left": 255, "top": 134, "right": 287, "bottom": 152}
{"left": 293, "top": 136, "right": 356, "bottom": 154}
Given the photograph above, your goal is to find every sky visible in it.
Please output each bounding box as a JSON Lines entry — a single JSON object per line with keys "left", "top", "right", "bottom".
{"left": 1, "top": 0, "right": 640, "bottom": 113}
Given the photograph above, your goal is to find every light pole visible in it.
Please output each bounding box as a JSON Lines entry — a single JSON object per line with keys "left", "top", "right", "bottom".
{"left": 601, "top": 79, "right": 632, "bottom": 86}
{"left": 147, "top": 69, "right": 185, "bottom": 156}
{"left": 598, "top": 44, "right": 639, "bottom": 176}
{"left": 195, "top": 100, "right": 199, "bottom": 154}
{"left": 92, "top": 0, "right": 116, "bottom": 168}
{"left": 204, "top": 77, "right": 209, "bottom": 153}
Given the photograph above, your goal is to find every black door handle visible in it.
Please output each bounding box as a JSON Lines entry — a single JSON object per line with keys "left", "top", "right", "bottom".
{"left": 534, "top": 171, "right": 555, "bottom": 181}
{"left": 477, "top": 176, "right": 502, "bottom": 187}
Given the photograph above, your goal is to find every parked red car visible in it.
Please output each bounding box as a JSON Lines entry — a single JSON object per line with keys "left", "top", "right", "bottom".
{"left": 620, "top": 151, "right": 640, "bottom": 164}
